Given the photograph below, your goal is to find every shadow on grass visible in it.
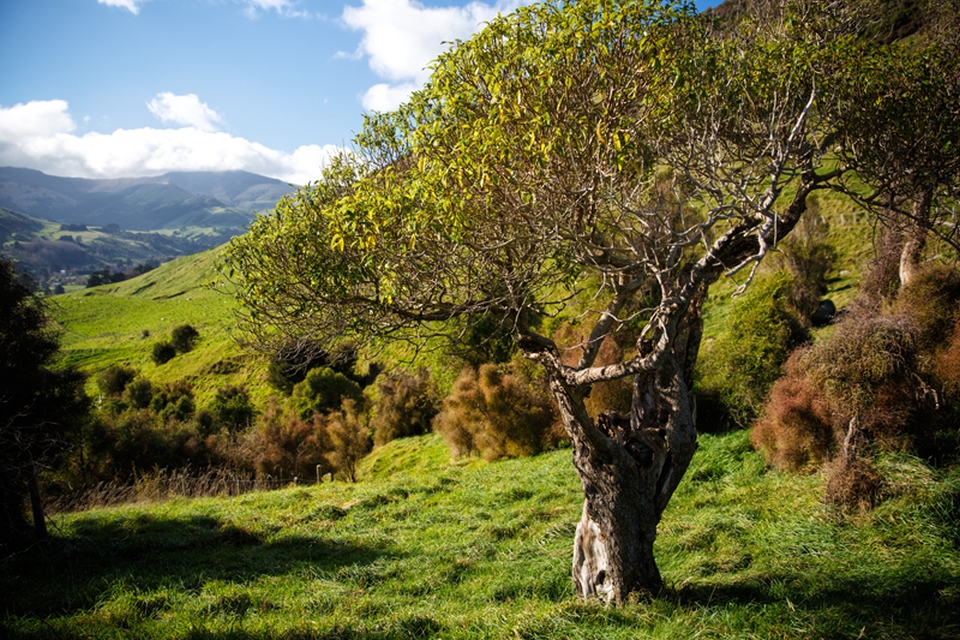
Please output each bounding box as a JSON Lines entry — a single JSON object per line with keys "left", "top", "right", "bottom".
{"left": 1, "top": 513, "right": 391, "bottom": 619}
{"left": 670, "top": 573, "right": 960, "bottom": 637}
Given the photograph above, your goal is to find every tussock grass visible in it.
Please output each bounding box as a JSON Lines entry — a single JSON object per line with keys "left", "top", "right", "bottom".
{"left": 4, "top": 431, "right": 958, "bottom": 639}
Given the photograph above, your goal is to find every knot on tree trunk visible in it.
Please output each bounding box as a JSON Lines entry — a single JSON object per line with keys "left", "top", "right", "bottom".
{"left": 596, "top": 410, "right": 667, "bottom": 469}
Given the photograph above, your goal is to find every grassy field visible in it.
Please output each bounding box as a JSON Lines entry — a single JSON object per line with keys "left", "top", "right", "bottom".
{"left": 3, "top": 431, "right": 958, "bottom": 639}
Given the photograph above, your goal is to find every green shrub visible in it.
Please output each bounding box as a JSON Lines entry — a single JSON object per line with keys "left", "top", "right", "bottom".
{"left": 97, "top": 365, "right": 137, "bottom": 398}
{"left": 149, "top": 380, "right": 196, "bottom": 423}
{"left": 697, "top": 272, "right": 807, "bottom": 428}
{"left": 151, "top": 341, "right": 176, "bottom": 365}
{"left": 776, "top": 200, "right": 837, "bottom": 322}
{"left": 210, "top": 384, "right": 256, "bottom": 432}
{"left": 171, "top": 324, "right": 200, "bottom": 353}
{"left": 124, "top": 377, "right": 154, "bottom": 410}
{"left": 371, "top": 367, "right": 440, "bottom": 448}
{"left": 291, "top": 366, "right": 364, "bottom": 419}
{"left": 267, "top": 340, "right": 365, "bottom": 395}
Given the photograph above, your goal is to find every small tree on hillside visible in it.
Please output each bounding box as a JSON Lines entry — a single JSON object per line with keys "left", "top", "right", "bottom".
{"left": 171, "top": 324, "right": 200, "bottom": 353}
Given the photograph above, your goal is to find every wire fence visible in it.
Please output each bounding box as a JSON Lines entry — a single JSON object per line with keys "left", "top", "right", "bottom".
{"left": 46, "top": 466, "right": 328, "bottom": 514}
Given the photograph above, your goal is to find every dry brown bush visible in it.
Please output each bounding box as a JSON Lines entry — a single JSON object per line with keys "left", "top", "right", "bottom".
{"left": 371, "top": 367, "right": 439, "bottom": 448}
{"left": 242, "top": 398, "right": 330, "bottom": 482}
{"left": 326, "top": 399, "right": 372, "bottom": 482}
{"left": 890, "top": 264, "right": 960, "bottom": 353}
{"left": 935, "top": 319, "right": 960, "bottom": 396}
{"left": 751, "top": 350, "right": 834, "bottom": 470}
{"left": 752, "top": 261, "right": 960, "bottom": 510}
{"left": 823, "top": 456, "right": 883, "bottom": 512}
{"left": 433, "top": 362, "right": 558, "bottom": 461}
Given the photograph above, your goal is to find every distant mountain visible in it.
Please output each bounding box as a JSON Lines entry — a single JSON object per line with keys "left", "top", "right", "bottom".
{"left": 0, "top": 167, "right": 295, "bottom": 232}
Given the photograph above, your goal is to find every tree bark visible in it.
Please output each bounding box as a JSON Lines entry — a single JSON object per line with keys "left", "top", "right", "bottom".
{"left": 899, "top": 189, "right": 933, "bottom": 287}
{"left": 27, "top": 461, "right": 47, "bottom": 540}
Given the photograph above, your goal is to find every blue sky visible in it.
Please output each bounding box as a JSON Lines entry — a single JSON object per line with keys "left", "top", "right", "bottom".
{"left": 0, "top": 0, "right": 720, "bottom": 185}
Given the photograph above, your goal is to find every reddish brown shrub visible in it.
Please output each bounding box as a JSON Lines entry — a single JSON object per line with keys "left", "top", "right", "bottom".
{"left": 751, "top": 350, "right": 835, "bottom": 471}
{"left": 890, "top": 265, "right": 960, "bottom": 353}
{"left": 371, "top": 367, "right": 439, "bottom": 448}
{"left": 243, "top": 398, "right": 330, "bottom": 482}
{"left": 325, "top": 399, "right": 372, "bottom": 482}
{"left": 935, "top": 319, "right": 960, "bottom": 396}
{"left": 433, "top": 362, "right": 558, "bottom": 461}
{"left": 823, "top": 456, "right": 883, "bottom": 512}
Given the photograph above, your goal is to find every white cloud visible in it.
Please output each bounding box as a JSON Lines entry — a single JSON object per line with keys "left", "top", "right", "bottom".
{"left": 97, "top": 0, "right": 145, "bottom": 15}
{"left": 148, "top": 93, "right": 223, "bottom": 132}
{"left": 240, "top": 0, "right": 311, "bottom": 19}
{"left": 0, "top": 100, "right": 339, "bottom": 185}
{"left": 361, "top": 82, "right": 420, "bottom": 113}
{"left": 342, "top": 0, "right": 529, "bottom": 112}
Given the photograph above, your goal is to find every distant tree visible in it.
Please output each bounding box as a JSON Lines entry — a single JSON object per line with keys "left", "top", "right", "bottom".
{"left": 828, "top": 1, "right": 960, "bottom": 286}
{"left": 267, "top": 339, "right": 361, "bottom": 395}
{"left": 123, "top": 376, "right": 154, "bottom": 409}
{"left": 171, "top": 324, "right": 200, "bottom": 354}
{"left": 152, "top": 341, "right": 177, "bottom": 365}
{"left": 211, "top": 384, "right": 256, "bottom": 432}
{"left": 133, "top": 263, "right": 155, "bottom": 275}
{"left": 97, "top": 365, "right": 138, "bottom": 398}
{"left": 1, "top": 258, "right": 90, "bottom": 546}
{"left": 85, "top": 270, "right": 110, "bottom": 288}
{"left": 291, "top": 367, "right": 364, "bottom": 420}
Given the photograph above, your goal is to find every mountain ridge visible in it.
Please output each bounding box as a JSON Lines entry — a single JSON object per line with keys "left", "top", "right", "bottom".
{"left": 0, "top": 166, "right": 295, "bottom": 231}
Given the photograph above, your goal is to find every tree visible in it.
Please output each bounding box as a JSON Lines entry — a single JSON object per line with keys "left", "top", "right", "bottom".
{"left": 1, "top": 258, "right": 89, "bottom": 547}
{"left": 828, "top": 0, "right": 960, "bottom": 286}
{"left": 221, "top": 0, "right": 890, "bottom": 600}
{"left": 171, "top": 324, "right": 200, "bottom": 353}
{"left": 152, "top": 341, "right": 177, "bottom": 365}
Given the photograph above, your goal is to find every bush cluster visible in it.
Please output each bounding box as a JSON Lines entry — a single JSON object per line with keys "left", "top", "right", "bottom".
{"left": 64, "top": 326, "right": 569, "bottom": 504}
{"left": 152, "top": 324, "right": 200, "bottom": 365}
{"left": 752, "top": 264, "right": 960, "bottom": 510}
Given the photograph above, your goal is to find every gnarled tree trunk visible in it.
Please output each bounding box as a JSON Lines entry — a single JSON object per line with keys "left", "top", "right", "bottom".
{"left": 547, "top": 293, "right": 704, "bottom": 602}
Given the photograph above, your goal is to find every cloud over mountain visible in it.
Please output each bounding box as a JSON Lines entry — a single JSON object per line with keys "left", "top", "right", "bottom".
{"left": 147, "top": 93, "right": 223, "bottom": 132}
{"left": 0, "top": 99, "right": 338, "bottom": 185}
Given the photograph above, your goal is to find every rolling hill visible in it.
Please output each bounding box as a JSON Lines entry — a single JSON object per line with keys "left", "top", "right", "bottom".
{"left": 0, "top": 167, "right": 297, "bottom": 284}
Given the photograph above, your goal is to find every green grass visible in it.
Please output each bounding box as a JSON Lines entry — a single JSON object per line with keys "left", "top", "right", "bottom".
{"left": 3, "top": 431, "right": 958, "bottom": 639}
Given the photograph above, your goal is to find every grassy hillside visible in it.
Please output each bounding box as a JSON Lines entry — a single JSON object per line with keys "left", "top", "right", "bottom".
{"left": 54, "top": 246, "right": 271, "bottom": 405}
{"left": 0, "top": 207, "right": 219, "bottom": 288}
{"left": 3, "top": 432, "right": 958, "bottom": 638}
